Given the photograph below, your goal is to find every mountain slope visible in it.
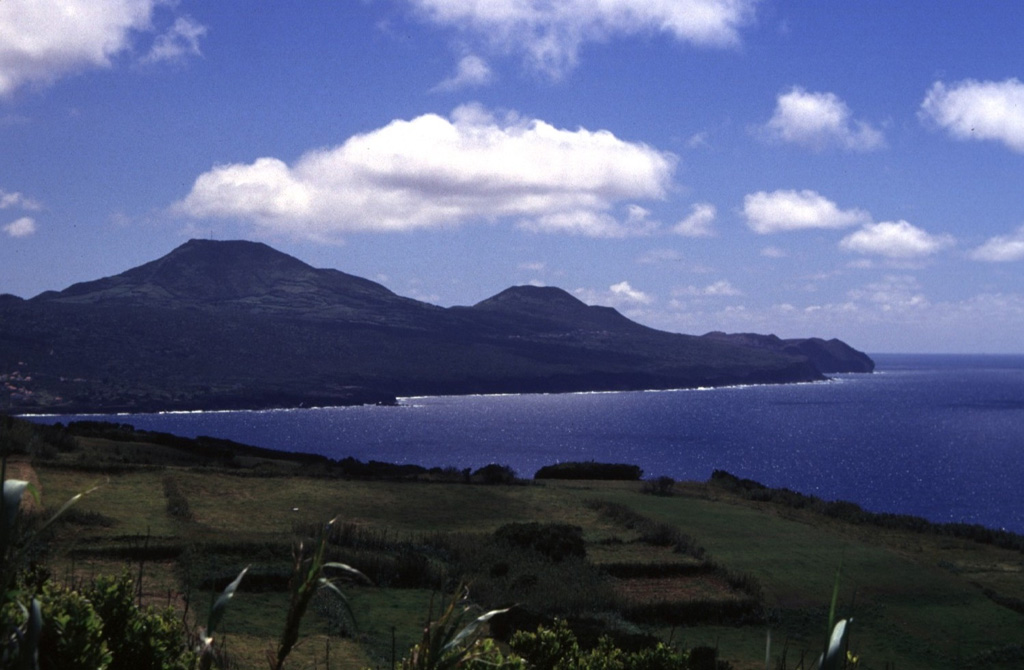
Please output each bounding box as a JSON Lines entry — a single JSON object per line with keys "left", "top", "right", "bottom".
{"left": 0, "top": 240, "right": 871, "bottom": 413}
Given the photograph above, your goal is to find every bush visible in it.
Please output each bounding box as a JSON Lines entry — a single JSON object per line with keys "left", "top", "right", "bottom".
{"left": 36, "top": 581, "right": 112, "bottom": 670}
{"left": 86, "top": 573, "right": 194, "bottom": 670}
{"left": 473, "top": 463, "right": 517, "bottom": 485}
{"left": 509, "top": 619, "right": 695, "bottom": 670}
{"left": 534, "top": 462, "right": 643, "bottom": 481}
{"left": 494, "top": 523, "right": 586, "bottom": 562}
{"left": 642, "top": 476, "right": 675, "bottom": 496}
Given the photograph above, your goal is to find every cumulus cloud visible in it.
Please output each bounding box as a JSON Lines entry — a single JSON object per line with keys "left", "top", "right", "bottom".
{"left": 743, "top": 189, "right": 870, "bottom": 234}
{"left": 609, "top": 280, "right": 654, "bottom": 305}
{"left": 0, "top": 190, "right": 41, "bottom": 211}
{"left": 0, "top": 1, "right": 205, "bottom": 96}
{"left": 405, "top": 0, "right": 759, "bottom": 77}
{"left": 675, "top": 280, "right": 742, "bottom": 297}
{"left": 920, "top": 78, "right": 1024, "bottom": 152}
{"left": 672, "top": 202, "right": 716, "bottom": 237}
{"left": 637, "top": 248, "right": 683, "bottom": 264}
{"left": 142, "top": 15, "right": 207, "bottom": 64}
{"left": 760, "top": 246, "right": 787, "bottom": 258}
{"left": 176, "top": 104, "right": 677, "bottom": 240}
{"left": 763, "top": 87, "right": 884, "bottom": 151}
{"left": 431, "top": 54, "right": 494, "bottom": 92}
{"left": 847, "top": 275, "right": 929, "bottom": 311}
{"left": 970, "top": 225, "right": 1024, "bottom": 262}
{"left": 575, "top": 281, "right": 654, "bottom": 310}
{"left": 3, "top": 216, "right": 36, "bottom": 238}
{"left": 840, "top": 220, "right": 954, "bottom": 258}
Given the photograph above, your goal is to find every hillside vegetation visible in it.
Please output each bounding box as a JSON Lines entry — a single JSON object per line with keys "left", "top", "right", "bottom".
{"left": 3, "top": 415, "right": 1022, "bottom": 669}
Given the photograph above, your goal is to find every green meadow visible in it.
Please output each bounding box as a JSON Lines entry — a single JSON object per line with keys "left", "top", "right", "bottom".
{"left": 5, "top": 416, "right": 1024, "bottom": 669}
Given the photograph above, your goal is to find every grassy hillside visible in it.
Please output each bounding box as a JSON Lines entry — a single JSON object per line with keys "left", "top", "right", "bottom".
{"left": 4, "top": 416, "right": 1023, "bottom": 669}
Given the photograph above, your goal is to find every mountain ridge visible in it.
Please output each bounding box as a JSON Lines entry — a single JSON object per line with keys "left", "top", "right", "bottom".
{"left": 0, "top": 239, "right": 872, "bottom": 413}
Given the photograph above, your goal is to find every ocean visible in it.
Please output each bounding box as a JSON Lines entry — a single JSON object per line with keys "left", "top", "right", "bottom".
{"left": 25, "top": 354, "right": 1024, "bottom": 534}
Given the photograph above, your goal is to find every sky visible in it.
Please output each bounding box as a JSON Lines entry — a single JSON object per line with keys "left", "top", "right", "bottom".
{"left": 2, "top": 2, "right": 1024, "bottom": 354}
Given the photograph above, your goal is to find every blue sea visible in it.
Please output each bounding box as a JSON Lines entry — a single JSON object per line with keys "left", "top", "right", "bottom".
{"left": 26, "top": 354, "right": 1024, "bottom": 534}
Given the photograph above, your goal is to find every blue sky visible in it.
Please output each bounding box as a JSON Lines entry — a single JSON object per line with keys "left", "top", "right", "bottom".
{"left": 3, "top": 1, "right": 1024, "bottom": 353}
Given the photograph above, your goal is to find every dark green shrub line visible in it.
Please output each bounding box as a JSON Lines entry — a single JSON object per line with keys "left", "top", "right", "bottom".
{"left": 34, "top": 460, "right": 168, "bottom": 474}
{"left": 586, "top": 500, "right": 706, "bottom": 559}
{"left": 585, "top": 500, "right": 764, "bottom": 606}
{"left": 162, "top": 474, "right": 194, "bottom": 521}
{"left": 51, "top": 506, "right": 117, "bottom": 528}
{"left": 68, "top": 543, "right": 184, "bottom": 561}
{"left": 978, "top": 586, "right": 1024, "bottom": 615}
{"left": 535, "top": 461, "right": 643, "bottom": 481}
{"left": 494, "top": 523, "right": 586, "bottom": 562}
{"left": 709, "top": 469, "right": 1024, "bottom": 553}
{"left": 621, "top": 597, "right": 764, "bottom": 627}
{"left": 325, "top": 545, "right": 448, "bottom": 589}
{"left": 601, "top": 562, "right": 714, "bottom": 579}
{"left": 642, "top": 476, "right": 676, "bottom": 496}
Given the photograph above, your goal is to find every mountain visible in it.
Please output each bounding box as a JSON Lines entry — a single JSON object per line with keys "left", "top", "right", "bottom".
{"left": 700, "top": 332, "right": 874, "bottom": 374}
{"left": 0, "top": 240, "right": 872, "bottom": 413}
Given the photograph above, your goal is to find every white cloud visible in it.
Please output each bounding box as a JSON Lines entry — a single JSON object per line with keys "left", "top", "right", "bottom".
{"left": 406, "top": 0, "right": 759, "bottom": 77}
{"left": 675, "top": 280, "right": 742, "bottom": 297}
{"left": 637, "top": 248, "right": 683, "bottom": 264}
{"left": 672, "top": 202, "right": 716, "bottom": 237}
{"left": 4, "top": 216, "right": 36, "bottom": 238}
{"left": 431, "top": 54, "right": 494, "bottom": 92}
{"left": 763, "top": 87, "right": 884, "bottom": 151}
{"left": 0, "top": 190, "right": 41, "bottom": 211}
{"left": 142, "top": 15, "right": 207, "bottom": 64}
{"left": 575, "top": 280, "right": 654, "bottom": 308}
{"left": 743, "top": 189, "right": 870, "bottom": 234}
{"left": 609, "top": 280, "right": 654, "bottom": 304}
{"left": 0, "top": 1, "right": 205, "bottom": 96}
{"left": 920, "top": 78, "right": 1024, "bottom": 152}
{"left": 176, "top": 104, "right": 677, "bottom": 240}
{"left": 970, "top": 225, "right": 1024, "bottom": 262}
{"left": 840, "top": 220, "right": 954, "bottom": 258}
{"left": 847, "top": 275, "right": 928, "bottom": 311}
{"left": 760, "top": 246, "right": 787, "bottom": 258}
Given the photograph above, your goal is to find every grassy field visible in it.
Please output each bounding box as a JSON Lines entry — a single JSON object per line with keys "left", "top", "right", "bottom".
{"left": 7, "top": 419, "right": 1024, "bottom": 669}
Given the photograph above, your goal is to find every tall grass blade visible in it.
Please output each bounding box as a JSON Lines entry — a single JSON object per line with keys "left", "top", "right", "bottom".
{"left": 824, "top": 558, "right": 843, "bottom": 658}
{"left": 443, "top": 607, "right": 511, "bottom": 653}
{"left": 207, "top": 566, "right": 249, "bottom": 635}
{"left": 317, "top": 578, "right": 359, "bottom": 632}
{"left": 3, "top": 480, "right": 31, "bottom": 529}
{"left": 322, "top": 561, "right": 371, "bottom": 584}
{"left": 814, "top": 619, "right": 852, "bottom": 670}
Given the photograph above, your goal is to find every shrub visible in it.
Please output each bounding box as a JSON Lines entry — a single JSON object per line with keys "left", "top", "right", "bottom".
{"left": 534, "top": 462, "right": 643, "bottom": 481}
{"left": 642, "top": 476, "right": 675, "bottom": 496}
{"left": 36, "top": 581, "right": 112, "bottom": 670}
{"left": 86, "top": 573, "right": 194, "bottom": 670}
{"left": 162, "top": 475, "right": 194, "bottom": 521}
{"left": 509, "top": 619, "right": 694, "bottom": 670}
{"left": 494, "top": 523, "right": 586, "bottom": 562}
{"left": 472, "top": 464, "right": 516, "bottom": 485}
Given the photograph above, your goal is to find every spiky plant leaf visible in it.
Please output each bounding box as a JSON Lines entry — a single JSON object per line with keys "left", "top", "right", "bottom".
{"left": 207, "top": 566, "right": 248, "bottom": 635}
{"left": 443, "top": 607, "right": 511, "bottom": 653}
{"left": 315, "top": 578, "right": 360, "bottom": 634}
{"left": 322, "top": 561, "right": 371, "bottom": 584}
{"left": 2, "top": 479, "right": 31, "bottom": 536}
{"left": 814, "top": 619, "right": 852, "bottom": 670}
